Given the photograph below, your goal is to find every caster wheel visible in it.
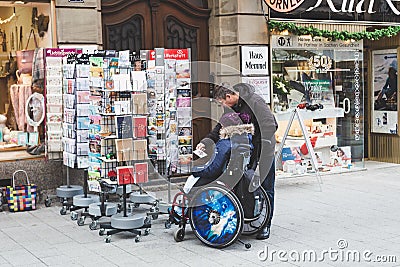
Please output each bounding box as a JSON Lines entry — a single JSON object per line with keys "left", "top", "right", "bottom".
{"left": 105, "top": 236, "right": 111, "bottom": 243}
{"left": 60, "top": 207, "right": 67, "bottom": 215}
{"left": 89, "top": 221, "right": 98, "bottom": 230}
{"left": 45, "top": 198, "right": 52, "bottom": 207}
{"left": 144, "top": 229, "right": 150, "bottom": 236}
{"left": 174, "top": 227, "right": 185, "bottom": 242}
{"left": 152, "top": 214, "right": 159, "bottom": 220}
{"left": 99, "top": 228, "right": 105, "bottom": 236}
{"left": 135, "top": 236, "right": 140, "bottom": 243}
{"left": 144, "top": 217, "right": 151, "bottom": 225}
{"left": 245, "top": 243, "right": 251, "bottom": 249}
{"left": 164, "top": 221, "right": 172, "bottom": 229}
{"left": 77, "top": 217, "right": 85, "bottom": 226}
{"left": 71, "top": 211, "right": 78, "bottom": 221}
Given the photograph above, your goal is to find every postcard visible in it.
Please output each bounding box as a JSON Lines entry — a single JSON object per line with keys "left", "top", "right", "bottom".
{"left": 77, "top": 143, "right": 89, "bottom": 156}
{"left": 77, "top": 117, "right": 90, "bottom": 130}
{"left": 77, "top": 104, "right": 91, "bottom": 117}
{"left": 46, "top": 85, "right": 62, "bottom": 95}
{"left": 176, "top": 97, "right": 191, "bottom": 108}
{"left": 17, "top": 132, "right": 28, "bottom": 146}
{"left": 76, "top": 78, "right": 90, "bottom": 91}
{"left": 76, "top": 64, "right": 90, "bottom": 78}
{"left": 176, "top": 60, "right": 190, "bottom": 78}
{"left": 77, "top": 91, "right": 91, "bottom": 103}
{"left": 114, "top": 100, "right": 131, "bottom": 115}
{"left": 47, "top": 113, "right": 62, "bottom": 123}
{"left": 131, "top": 71, "right": 147, "bottom": 91}
{"left": 77, "top": 156, "right": 89, "bottom": 169}
{"left": 177, "top": 78, "right": 191, "bottom": 89}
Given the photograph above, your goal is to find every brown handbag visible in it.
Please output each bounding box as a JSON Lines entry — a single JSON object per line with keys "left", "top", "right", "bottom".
{"left": 16, "top": 29, "right": 38, "bottom": 74}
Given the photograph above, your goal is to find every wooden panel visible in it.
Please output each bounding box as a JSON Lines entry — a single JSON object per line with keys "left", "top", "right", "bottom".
{"left": 369, "top": 134, "right": 400, "bottom": 163}
{"left": 56, "top": 8, "right": 100, "bottom": 43}
{"left": 55, "top": 0, "right": 98, "bottom": 8}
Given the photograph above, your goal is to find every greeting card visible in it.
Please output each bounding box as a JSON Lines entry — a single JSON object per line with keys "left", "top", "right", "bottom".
{"left": 116, "top": 166, "right": 135, "bottom": 185}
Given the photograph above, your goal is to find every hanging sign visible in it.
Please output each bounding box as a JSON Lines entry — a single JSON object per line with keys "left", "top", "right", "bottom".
{"left": 241, "top": 46, "right": 269, "bottom": 76}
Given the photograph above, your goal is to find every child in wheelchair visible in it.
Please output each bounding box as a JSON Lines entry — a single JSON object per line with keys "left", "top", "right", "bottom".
{"left": 169, "top": 112, "right": 255, "bottom": 225}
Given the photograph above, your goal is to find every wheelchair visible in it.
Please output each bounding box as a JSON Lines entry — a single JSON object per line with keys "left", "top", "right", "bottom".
{"left": 166, "top": 143, "right": 271, "bottom": 249}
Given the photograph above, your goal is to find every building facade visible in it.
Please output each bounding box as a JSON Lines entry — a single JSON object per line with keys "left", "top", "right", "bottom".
{"left": 1, "top": 0, "right": 400, "bottom": 194}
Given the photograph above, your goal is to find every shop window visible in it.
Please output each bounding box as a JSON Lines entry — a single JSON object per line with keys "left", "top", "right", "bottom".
{"left": 0, "top": 3, "right": 52, "bottom": 161}
{"left": 271, "top": 35, "right": 365, "bottom": 174}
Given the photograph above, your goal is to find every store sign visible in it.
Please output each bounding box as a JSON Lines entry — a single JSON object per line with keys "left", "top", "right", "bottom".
{"left": 268, "top": 0, "right": 400, "bottom": 23}
{"left": 308, "top": 55, "right": 332, "bottom": 72}
{"left": 241, "top": 46, "right": 269, "bottom": 76}
{"left": 164, "top": 49, "right": 189, "bottom": 60}
{"left": 265, "top": 0, "right": 305, "bottom": 12}
{"left": 46, "top": 48, "right": 81, "bottom": 57}
{"left": 271, "top": 35, "right": 363, "bottom": 50}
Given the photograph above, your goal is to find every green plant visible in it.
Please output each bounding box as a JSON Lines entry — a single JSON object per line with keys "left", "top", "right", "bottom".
{"left": 268, "top": 20, "right": 400, "bottom": 41}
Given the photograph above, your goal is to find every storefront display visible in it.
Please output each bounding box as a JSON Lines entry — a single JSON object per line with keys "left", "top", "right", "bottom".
{"left": 0, "top": 3, "right": 52, "bottom": 159}
{"left": 271, "top": 34, "right": 364, "bottom": 175}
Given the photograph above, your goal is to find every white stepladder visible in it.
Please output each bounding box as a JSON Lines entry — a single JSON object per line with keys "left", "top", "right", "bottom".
{"left": 274, "top": 108, "right": 323, "bottom": 190}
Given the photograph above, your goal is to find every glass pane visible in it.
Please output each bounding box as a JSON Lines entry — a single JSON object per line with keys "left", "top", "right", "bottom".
{"left": 272, "top": 36, "right": 365, "bottom": 176}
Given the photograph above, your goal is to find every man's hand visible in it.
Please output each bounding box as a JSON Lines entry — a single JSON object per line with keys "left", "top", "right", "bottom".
{"left": 196, "top": 142, "right": 206, "bottom": 151}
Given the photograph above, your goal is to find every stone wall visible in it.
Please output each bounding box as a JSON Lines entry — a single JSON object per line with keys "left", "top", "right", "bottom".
{"left": 208, "top": 0, "right": 269, "bottom": 85}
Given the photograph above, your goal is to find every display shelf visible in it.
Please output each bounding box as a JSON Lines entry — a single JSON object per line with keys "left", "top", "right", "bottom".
{"left": 274, "top": 107, "right": 344, "bottom": 121}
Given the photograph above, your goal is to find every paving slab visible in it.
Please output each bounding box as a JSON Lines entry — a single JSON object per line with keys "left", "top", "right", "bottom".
{"left": 0, "top": 161, "right": 400, "bottom": 266}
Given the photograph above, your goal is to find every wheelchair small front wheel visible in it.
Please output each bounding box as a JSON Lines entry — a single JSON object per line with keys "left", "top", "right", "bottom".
{"left": 189, "top": 185, "right": 244, "bottom": 248}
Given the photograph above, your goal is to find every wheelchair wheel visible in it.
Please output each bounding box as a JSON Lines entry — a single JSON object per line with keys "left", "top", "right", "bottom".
{"left": 189, "top": 184, "right": 243, "bottom": 248}
{"left": 242, "top": 187, "right": 271, "bottom": 236}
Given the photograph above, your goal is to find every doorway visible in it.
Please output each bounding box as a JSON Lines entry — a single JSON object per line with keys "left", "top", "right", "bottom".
{"left": 101, "top": 0, "right": 212, "bottom": 144}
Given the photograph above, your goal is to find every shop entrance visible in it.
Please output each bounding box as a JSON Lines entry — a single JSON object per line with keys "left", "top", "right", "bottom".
{"left": 101, "top": 0, "right": 212, "bottom": 145}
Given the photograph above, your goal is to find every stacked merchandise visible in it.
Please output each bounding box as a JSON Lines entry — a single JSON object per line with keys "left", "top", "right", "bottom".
{"left": 62, "top": 53, "right": 90, "bottom": 169}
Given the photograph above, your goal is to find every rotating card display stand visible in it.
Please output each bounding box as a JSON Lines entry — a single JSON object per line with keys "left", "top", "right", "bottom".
{"left": 60, "top": 54, "right": 99, "bottom": 218}
{"left": 98, "top": 168, "right": 151, "bottom": 243}
{"left": 275, "top": 108, "right": 323, "bottom": 190}
{"left": 56, "top": 166, "right": 84, "bottom": 215}
{"left": 87, "top": 180, "right": 118, "bottom": 231}
{"left": 70, "top": 170, "right": 100, "bottom": 225}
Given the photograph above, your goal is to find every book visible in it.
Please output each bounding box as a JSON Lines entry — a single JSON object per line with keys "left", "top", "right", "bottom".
{"left": 117, "top": 166, "right": 135, "bottom": 185}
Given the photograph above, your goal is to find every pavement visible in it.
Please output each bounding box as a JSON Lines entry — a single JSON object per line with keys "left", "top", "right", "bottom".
{"left": 1, "top": 161, "right": 400, "bottom": 267}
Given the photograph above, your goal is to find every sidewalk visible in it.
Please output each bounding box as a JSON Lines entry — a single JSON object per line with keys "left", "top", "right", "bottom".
{"left": 1, "top": 161, "right": 400, "bottom": 267}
